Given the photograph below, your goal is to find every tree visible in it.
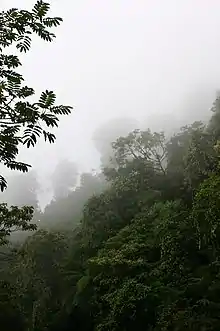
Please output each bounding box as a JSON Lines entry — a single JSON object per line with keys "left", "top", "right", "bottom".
{"left": 0, "top": 171, "right": 42, "bottom": 243}
{"left": 0, "top": 280, "right": 25, "bottom": 331}
{"left": 93, "top": 117, "right": 138, "bottom": 167}
{"left": 14, "top": 230, "right": 69, "bottom": 331}
{"left": 208, "top": 92, "right": 220, "bottom": 140}
{"left": 0, "top": 203, "right": 35, "bottom": 246}
{"left": 41, "top": 172, "right": 106, "bottom": 230}
{"left": 0, "top": 0, "right": 72, "bottom": 191}
{"left": 0, "top": 1, "right": 72, "bottom": 244}
{"left": 165, "top": 121, "right": 217, "bottom": 203}
{"left": 110, "top": 129, "right": 166, "bottom": 173}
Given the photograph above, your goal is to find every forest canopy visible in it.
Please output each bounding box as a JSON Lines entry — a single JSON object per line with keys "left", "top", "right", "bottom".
{"left": 1, "top": 91, "right": 220, "bottom": 330}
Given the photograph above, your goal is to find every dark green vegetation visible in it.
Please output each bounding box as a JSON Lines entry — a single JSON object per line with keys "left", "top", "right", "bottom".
{"left": 2, "top": 105, "right": 220, "bottom": 331}
{"left": 2, "top": 2, "right": 220, "bottom": 331}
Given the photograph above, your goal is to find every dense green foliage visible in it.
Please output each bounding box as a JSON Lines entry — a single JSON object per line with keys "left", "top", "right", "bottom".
{"left": 41, "top": 171, "right": 107, "bottom": 230}
{"left": 2, "top": 2, "right": 220, "bottom": 331}
{"left": 1, "top": 96, "right": 220, "bottom": 330}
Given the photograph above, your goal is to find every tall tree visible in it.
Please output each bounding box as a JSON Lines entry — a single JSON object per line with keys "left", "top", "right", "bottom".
{"left": 42, "top": 172, "right": 106, "bottom": 230}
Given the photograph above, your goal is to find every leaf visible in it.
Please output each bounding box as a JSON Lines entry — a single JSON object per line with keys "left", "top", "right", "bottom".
{"left": 0, "top": 176, "right": 7, "bottom": 192}
{"left": 17, "top": 86, "right": 35, "bottom": 98}
{"left": 43, "top": 17, "right": 63, "bottom": 28}
{"left": 50, "top": 105, "right": 73, "bottom": 115}
{"left": 23, "top": 124, "right": 42, "bottom": 148}
{"left": 5, "top": 161, "right": 30, "bottom": 172}
{"left": 38, "top": 90, "right": 56, "bottom": 108}
{"left": 16, "top": 35, "right": 31, "bottom": 53}
{"left": 43, "top": 131, "right": 56, "bottom": 143}
{"left": 32, "top": 1, "right": 50, "bottom": 19}
{"left": 41, "top": 113, "right": 58, "bottom": 127}
{"left": 37, "top": 29, "right": 55, "bottom": 42}
{"left": 2, "top": 54, "right": 21, "bottom": 68}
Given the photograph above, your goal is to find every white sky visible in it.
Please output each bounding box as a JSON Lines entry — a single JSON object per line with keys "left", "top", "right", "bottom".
{"left": 2, "top": 0, "right": 220, "bottom": 204}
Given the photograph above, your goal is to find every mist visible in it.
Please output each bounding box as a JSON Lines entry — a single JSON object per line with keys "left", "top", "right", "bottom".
{"left": 3, "top": 2, "right": 220, "bottom": 328}
{"left": 1, "top": 0, "right": 220, "bottom": 207}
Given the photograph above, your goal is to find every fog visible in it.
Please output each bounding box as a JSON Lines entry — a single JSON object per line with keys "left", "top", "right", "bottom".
{"left": 2, "top": 0, "right": 220, "bottom": 207}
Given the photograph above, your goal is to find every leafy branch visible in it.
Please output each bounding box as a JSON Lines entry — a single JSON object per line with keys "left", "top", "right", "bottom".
{"left": 0, "top": 1, "right": 73, "bottom": 191}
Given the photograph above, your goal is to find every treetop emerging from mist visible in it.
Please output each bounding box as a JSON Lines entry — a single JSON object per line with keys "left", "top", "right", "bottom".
{"left": 0, "top": 0, "right": 73, "bottom": 191}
